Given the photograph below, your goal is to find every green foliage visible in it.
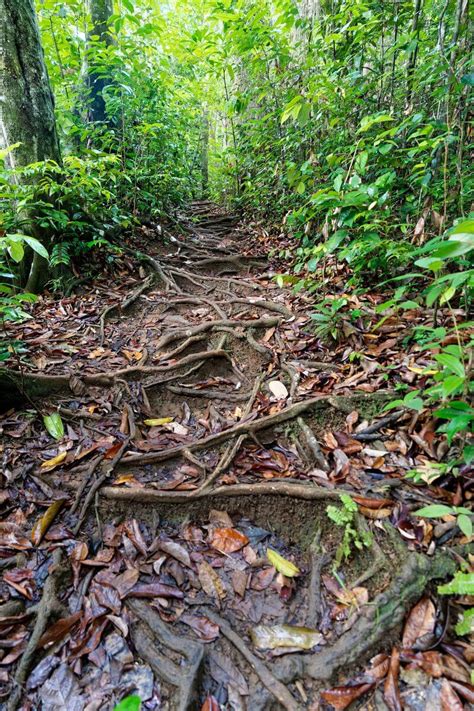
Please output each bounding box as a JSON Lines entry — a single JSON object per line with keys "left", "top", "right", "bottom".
{"left": 438, "top": 572, "right": 474, "bottom": 596}
{"left": 326, "top": 494, "right": 372, "bottom": 567}
{"left": 113, "top": 696, "right": 141, "bottom": 711}
{"left": 415, "top": 504, "right": 473, "bottom": 538}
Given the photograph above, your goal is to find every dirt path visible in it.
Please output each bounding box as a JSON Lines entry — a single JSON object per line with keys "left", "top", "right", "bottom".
{"left": 0, "top": 204, "right": 468, "bottom": 710}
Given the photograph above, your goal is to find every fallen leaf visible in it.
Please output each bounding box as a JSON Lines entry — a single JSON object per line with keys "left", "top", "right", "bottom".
{"left": 127, "top": 583, "right": 184, "bottom": 599}
{"left": 440, "top": 678, "right": 464, "bottom": 711}
{"left": 40, "top": 451, "right": 67, "bottom": 471}
{"left": 210, "top": 527, "right": 249, "bottom": 553}
{"left": 402, "top": 597, "right": 436, "bottom": 649}
{"left": 31, "top": 500, "right": 67, "bottom": 545}
{"left": 180, "top": 613, "right": 220, "bottom": 641}
{"left": 268, "top": 381, "right": 288, "bottom": 399}
{"left": 320, "top": 683, "right": 373, "bottom": 710}
{"left": 267, "top": 548, "right": 299, "bottom": 577}
{"left": 159, "top": 539, "right": 192, "bottom": 567}
{"left": 144, "top": 417, "right": 174, "bottom": 426}
{"left": 384, "top": 647, "right": 402, "bottom": 711}
{"left": 250, "top": 625, "right": 323, "bottom": 650}
{"left": 37, "top": 612, "right": 81, "bottom": 648}
{"left": 201, "top": 696, "right": 220, "bottom": 711}
{"left": 39, "top": 663, "right": 85, "bottom": 711}
{"left": 198, "top": 561, "right": 226, "bottom": 602}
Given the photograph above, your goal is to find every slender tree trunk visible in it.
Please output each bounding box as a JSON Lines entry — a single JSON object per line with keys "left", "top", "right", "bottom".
{"left": 87, "top": 0, "right": 114, "bottom": 123}
{"left": 406, "top": 0, "right": 424, "bottom": 109}
{"left": 0, "top": 0, "right": 61, "bottom": 291}
{"left": 201, "top": 110, "right": 209, "bottom": 198}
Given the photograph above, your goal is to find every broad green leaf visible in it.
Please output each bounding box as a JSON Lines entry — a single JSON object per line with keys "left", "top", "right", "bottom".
{"left": 267, "top": 548, "right": 300, "bottom": 577}
{"left": 435, "top": 353, "right": 465, "bottom": 378}
{"left": 43, "top": 413, "right": 64, "bottom": 440}
{"left": 457, "top": 514, "right": 472, "bottom": 538}
{"left": 8, "top": 241, "right": 24, "bottom": 263}
{"left": 22, "top": 236, "right": 49, "bottom": 259}
{"left": 415, "top": 504, "right": 454, "bottom": 518}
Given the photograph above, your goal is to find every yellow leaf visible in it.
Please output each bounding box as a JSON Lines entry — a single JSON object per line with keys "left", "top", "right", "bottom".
{"left": 144, "top": 417, "right": 174, "bottom": 426}
{"left": 408, "top": 366, "right": 437, "bottom": 375}
{"left": 267, "top": 548, "right": 300, "bottom": 577}
{"left": 31, "top": 499, "right": 67, "bottom": 545}
{"left": 40, "top": 451, "right": 67, "bottom": 471}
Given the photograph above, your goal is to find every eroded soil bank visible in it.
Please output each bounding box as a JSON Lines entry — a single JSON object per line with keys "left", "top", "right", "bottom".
{"left": 0, "top": 204, "right": 472, "bottom": 710}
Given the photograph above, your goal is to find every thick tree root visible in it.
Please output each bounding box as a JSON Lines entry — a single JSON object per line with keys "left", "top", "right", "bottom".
{"left": 8, "top": 549, "right": 63, "bottom": 711}
{"left": 274, "top": 543, "right": 462, "bottom": 685}
{"left": 203, "top": 608, "right": 301, "bottom": 711}
{"left": 122, "top": 391, "right": 392, "bottom": 465}
{"left": 127, "top": 599, "right": 203, "bottom": 711}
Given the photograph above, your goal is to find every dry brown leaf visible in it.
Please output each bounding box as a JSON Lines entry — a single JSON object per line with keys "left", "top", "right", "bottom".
{"left": 402, "top": 597, "right": 436, "bottom": 649}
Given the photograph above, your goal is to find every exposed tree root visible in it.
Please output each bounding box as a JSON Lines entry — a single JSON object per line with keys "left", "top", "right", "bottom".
{"left": 203, "top": 608, "right": 301, "bottom": 711}
{"left": 93, "top": 481, "right": 381, "bottom": 505}
{"left": 122, "top": 391, "right": 392, "bottom": 465}
{"left": 167, "top": 385, "right": 250, "bottom": 401}
{"left": 8, "top": 549, "right": 63, "bottom": 711}
{"left": 128, "top": 599, "right": 203, "bottom": 711}
{"left": 98, "top": 274, "right": 155, "bottom": 345}
{"left": 273, "top": 541, "right": 461, "bottom": 685}
{"left": 154, "top": 315, "right": 280, "bottom": 351}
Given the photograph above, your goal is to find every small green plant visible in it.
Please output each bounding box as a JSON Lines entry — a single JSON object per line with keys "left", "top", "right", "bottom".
{"left": 438, "top": 571, "right": 474, "bottom": 645}
{"left": 311, "top": 297, "right": 348, "bottom": 341}
{"left": 415, "top": 504, "right": 473, "bottom": 538}
{"left": 113, "top": 695, "right": 141, "bottom": 711}
{"left": 326, "top": 493, "right": 372, "bottom": 567}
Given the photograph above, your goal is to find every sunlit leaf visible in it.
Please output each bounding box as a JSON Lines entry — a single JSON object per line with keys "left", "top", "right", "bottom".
{"left": 266, "top": 548, "right": 300, "bottom": 577}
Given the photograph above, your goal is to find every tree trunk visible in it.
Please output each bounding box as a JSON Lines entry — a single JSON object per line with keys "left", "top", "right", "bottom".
{"left": 201, "top": 110, "right": 210, "bottom": 198}
{"left": 0, "top": 0, "right": 61, "bottom": 291}
{"left": 0, "top": 0, "right": 61, "bottom": 168}
{"left": 87, "top": 0, "right": 114, "bottom": 123}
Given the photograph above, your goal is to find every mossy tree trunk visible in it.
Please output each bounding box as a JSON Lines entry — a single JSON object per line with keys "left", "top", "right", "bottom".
{"left": 87, "top": 0, "right": 114, "bottom": 124}
{"left": 0, "top": 0, "right": 61, "bottom": 291}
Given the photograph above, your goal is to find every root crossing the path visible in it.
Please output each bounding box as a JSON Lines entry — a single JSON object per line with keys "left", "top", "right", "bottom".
{"left": 1, "top": 202, "right": 470, "bottom": 711}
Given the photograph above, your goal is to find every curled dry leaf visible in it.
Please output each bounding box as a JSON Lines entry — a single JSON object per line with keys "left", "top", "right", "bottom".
{"left": 40, "top": 451, "right": 67, "bottom": 472}
{"left": 31, "top": 499, "right": 67, "bottom": 545}
{"left": 250, "top": 624, "right": 323, "bottom": 650}
{"left": 209, "top": 527, "right": 249, "bottom": 553}
{"left": 144, "top": 417, "right": 173, "bottom": 426}
{"left": 384, "top": 647, "right": 402, "bottom": 711}
{"left": 201, "top": 695, "right": 220, "bottom": 711}
{"left": 127, "top": 582, "right": 184, "bottom": 599}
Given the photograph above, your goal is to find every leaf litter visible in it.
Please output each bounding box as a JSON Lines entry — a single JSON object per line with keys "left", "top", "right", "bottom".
{"left": 0, "top": 204, "right": 472, "bottom": 709}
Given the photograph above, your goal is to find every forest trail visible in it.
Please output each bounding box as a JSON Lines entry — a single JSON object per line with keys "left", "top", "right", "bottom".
{"left": 0, "top": 207, "right": 468, "bottom": 710}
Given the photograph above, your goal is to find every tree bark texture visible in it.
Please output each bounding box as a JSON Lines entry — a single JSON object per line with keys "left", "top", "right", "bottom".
{"left": 0, "top": 0, "right": 61, "bottom": 169}
{"left": 87, "top": 0, "right": 114, "bottom": 123}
